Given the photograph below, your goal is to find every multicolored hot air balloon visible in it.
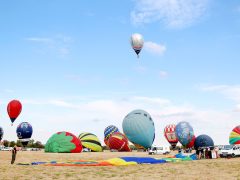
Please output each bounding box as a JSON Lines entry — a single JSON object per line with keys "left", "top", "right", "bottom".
{"left": 108, "top": 132, "right": 131, "bottom": 152}
{"left": 45, "top": 132, "right": 82, "bottom": 153}
{"left": 175, "top": 121, "right": 194, "bottom": 146}
{"left": 130, "top": 33, "right": 144, "bottom": 58}
{"left": 16, "top": 122, "right": 33, "bottom": 147}
{"left": 7, "top": 100, "right": 22, "bottom": 125}
{"left": 104, "top": 125, "right": 119, "bottom": 146}
{"left": 194, "top": 134, "right": 214, "bottom": 150}
{"left": 79, "top": 132, "right": 102, "bottom": 152}
{"left": 229, "top": 125, "right": 240, "bottom": 145}
{"left": 164, "top": 124, "right": 178, "bottom": 148}
{"left": 122, "top": 109, "right": 155, "bottom": 149}
{"left": 0, "top": 127, "right": 3, "bottom": 141}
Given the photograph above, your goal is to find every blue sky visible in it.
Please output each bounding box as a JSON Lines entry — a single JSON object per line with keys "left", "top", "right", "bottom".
{"left": 0, "top": 0, "right": 240, "bottom": 145}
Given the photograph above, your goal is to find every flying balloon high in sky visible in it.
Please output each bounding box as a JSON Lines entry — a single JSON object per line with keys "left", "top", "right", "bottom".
{"left": 130, "top": 33, "right": 144, "bottom": 58}
{"left": 7, "top": 100, "right": 22, "bottom": 126}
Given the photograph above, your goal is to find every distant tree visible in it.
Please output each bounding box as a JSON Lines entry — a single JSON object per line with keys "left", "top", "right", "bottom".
{"left": 27, "top": 139, "right": 34, "bottom": 147}
{"left": 9, "top": 141, "right": 16, "bottom": 147}
{"left": 3, "top": 140, "right": 9, "bottom": 147}
{"left": 16, "top": 140, "right": 22, "bottom": 147}
{"left": 34, "top": 141, "right": 44, "bottom": 148}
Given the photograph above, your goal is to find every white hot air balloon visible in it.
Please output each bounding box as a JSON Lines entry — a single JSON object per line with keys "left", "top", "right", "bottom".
{"left": 130, "top": 33, "right": 144, "bottom": 58}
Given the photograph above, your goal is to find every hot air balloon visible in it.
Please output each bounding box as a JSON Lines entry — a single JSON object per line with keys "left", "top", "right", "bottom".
{"left": 7, "top": 100, "right": 22, "bottom": 125}
{"left": 45, "top": 131, "right": 82, "bottom": 153}
{"left": 108, "top": 132, "right": 131, "bottom": 152}
{"left": 130, "top": 33, "right": 144, "bottom": 58}
{"left": 186, "top": 135, "right": 196, "bottom": 149}
{"left": 104, "top": 125, "right": 119, "bottom": 146}
{"left": 175, "top": 121, "right": 194, "bottom": 146}
{"left": 229, "top": 125, "right": 240, "bottom": 145}
{"left": 79, "top": 132, "right": 102, "bottom": 152}
{"left": 194, "top": 134, "right": 214, "bottom": 150}
{"left": 122, "top": 109, "right": 155, "bottom": 149}
{"left": 0, "top": 127, "right": 3, "bottom": 141}
{"left": 16, "top": 122, "right": 33, "bottom": 147}
{"left": 164, "top": 124, "right": 178, "bottom": 149}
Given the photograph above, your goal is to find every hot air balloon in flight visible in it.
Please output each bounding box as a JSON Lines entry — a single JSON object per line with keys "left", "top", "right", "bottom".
{"left": 104, "top": 125, "right": 119, "bottom": 146}
{"left": 0, "top": 127, "right": 3, "bottom": 141}
{"left": 130, "top": 33, "right": 144, "bottom": 58}
{"left": 7, "top": 100, "right": 22, "bottom": 125}
{"left": 79, "top": 132, "right": 102, "bottom": 152}
{"left": 164, "top": 124, "right": 178, "bottom": 149}
{"left": 108, "top": 132, "right": 131, "bottom": 152}
{"left": 16, "top": 122, "right": 33, "bottom": 147}
{"left": 175, "top": 121, "right": 194, "bottom": 146}
{"left": 122, "top": 109, "right": 155, "bottom": 149}
{"left": 229, "top": 125, "right": 240, "bottom": 145}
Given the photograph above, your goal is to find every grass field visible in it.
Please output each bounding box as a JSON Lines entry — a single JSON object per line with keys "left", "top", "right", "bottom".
{"left": 1, "top": 151, "right": 240, "bottom": 180}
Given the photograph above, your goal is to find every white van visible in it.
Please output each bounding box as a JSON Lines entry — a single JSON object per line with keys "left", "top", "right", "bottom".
{"left": 148, "top": 146, "right": 170, "bottom": 155}
{"left": 219, "top": 145, "right": 240, "bottom": 158}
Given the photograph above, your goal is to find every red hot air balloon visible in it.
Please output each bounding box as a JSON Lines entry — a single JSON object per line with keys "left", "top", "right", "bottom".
{"left": 164, "top": 124, "right": 178, "bottom": 149}
{"left": 108, "top": 132, "right": 131, "bottom": 152}
{"left": 7, "top": 100, "right": 22, "bottom": 125}
{"left": 186, "top": 135, "right": 196, "bottom": 148}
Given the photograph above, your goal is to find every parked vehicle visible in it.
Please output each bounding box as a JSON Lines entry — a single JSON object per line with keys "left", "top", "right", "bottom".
{"left": 148, "top": 146, "right": 170, "bottom": 155}
{"left": 219, "top": 145, "right": 240, "bottom": 158}
{"left": 1, "top": 147, "right": 13, "bottom": 151}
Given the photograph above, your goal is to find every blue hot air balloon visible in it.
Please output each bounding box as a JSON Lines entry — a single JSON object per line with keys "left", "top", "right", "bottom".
{"left": 122, "top": 109, "right": 155, "bottom": 149}
{"left": 194, "top": 134, "right": 214, "bottom": 150}
{"left": 0, "top": 127, "right": 3, "bottom": 141}
{"left": 16, "top": 122, "right": 33, "bottom": 146}
{"left": 104, "top": 125, "right": 119, "bottom": 140}
{"left": 175, "top": 121, "right": 194, "bottom": 146}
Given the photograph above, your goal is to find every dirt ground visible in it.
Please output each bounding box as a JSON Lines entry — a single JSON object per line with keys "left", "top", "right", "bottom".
{"left": 0, "top": 151, "right": 240, "bottom": 180}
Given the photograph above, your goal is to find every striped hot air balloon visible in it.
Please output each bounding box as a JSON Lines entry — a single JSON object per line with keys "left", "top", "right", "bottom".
{"left": 164, "top": 124, "right": 178, "bottom": 148}
{"left": 229, "top": 125, "right": 240, "bottom": 145}
{"left": 104, "top": 125, "right": 119, "bottom": 146}
{"left": 79, "top": 132, "right": 102, "bottom": 152}
{"left": 108, "top": 132, "right": 131, "bottom": 152}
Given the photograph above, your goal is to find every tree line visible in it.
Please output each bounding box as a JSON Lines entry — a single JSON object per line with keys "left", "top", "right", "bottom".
{"left": 1, "top": 139, "right": 44, "bottom": 148}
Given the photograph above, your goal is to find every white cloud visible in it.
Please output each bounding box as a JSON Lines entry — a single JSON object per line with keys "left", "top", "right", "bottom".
{"left": 26, "top": 34, "right": 73, "bottom": 57}
{"left": 134, "top": 65, "right": 147, "bottom": 73}
{"left": 131, "top": 0, "right": 209, "bottom": 28}
{"left": 159, "top": 71, "right": 168, "bottom": 78}
{"left": 144, "top": 41, "right": 166, "bottom": 55}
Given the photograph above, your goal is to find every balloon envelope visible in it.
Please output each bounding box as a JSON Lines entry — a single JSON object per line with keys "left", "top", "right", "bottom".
{"left": 79, "top": 132, "right": 102, "bottom": 152}
{"left": 0, "top": 127, "right": 3, "bottom": 141}
{"left": 176, "top": 121, "right": 194, "bottom": 146}
{"left": 194, "top": 135, "right": 214, "bottom": 150}
{"left": 130, "top": 33, "right": 144, "bottom": 57}
{"left": 45, "top": 131, "right": 82, "bottom": 153}
{"left": 16, "top": 122, "right": 33, "bottom": 146}
{"left": 104, "top": 125, "right": 119, "bottom": 145}
{"left": 229, "top": 125, "right": 240, "bottom": 145}
{"left": 7, "top": 100, "right": 22, "bottom": 123}
{"left": 164, "top": 124, "right": 178, "bottom": 148}
{"left": 186, "top": 135, "right": 196, "bottom": 148}
{"left": 108, "top": 132, "right": 131, "bottom": 152}
{"left": 122, "top": 109, "right": 155, "bottom": 149}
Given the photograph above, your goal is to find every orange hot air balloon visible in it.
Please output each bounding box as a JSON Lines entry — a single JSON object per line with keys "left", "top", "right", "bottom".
{"left": 7, "top": 100, "right": 22, "bottom": 125}
{"left": 108, "top": 132, "right": 131, "bottom": 152}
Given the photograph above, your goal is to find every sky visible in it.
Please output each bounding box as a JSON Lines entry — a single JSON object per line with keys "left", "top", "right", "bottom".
{"left": 0, "top": 0, "right": 240, "bottom": 146}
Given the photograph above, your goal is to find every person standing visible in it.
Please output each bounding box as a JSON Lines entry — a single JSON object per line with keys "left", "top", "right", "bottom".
{"left": 11, "top": 145, "right": 17, "bottom": 164}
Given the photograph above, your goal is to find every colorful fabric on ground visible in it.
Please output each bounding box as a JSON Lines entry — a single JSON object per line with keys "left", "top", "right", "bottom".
{"left": 22, "top": 154, "right": 197, "bottom": 167}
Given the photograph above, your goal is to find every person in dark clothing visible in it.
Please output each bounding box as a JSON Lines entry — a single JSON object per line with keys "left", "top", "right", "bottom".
{"left": 11, "top": 146, "right": 17, "bottom": 164}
